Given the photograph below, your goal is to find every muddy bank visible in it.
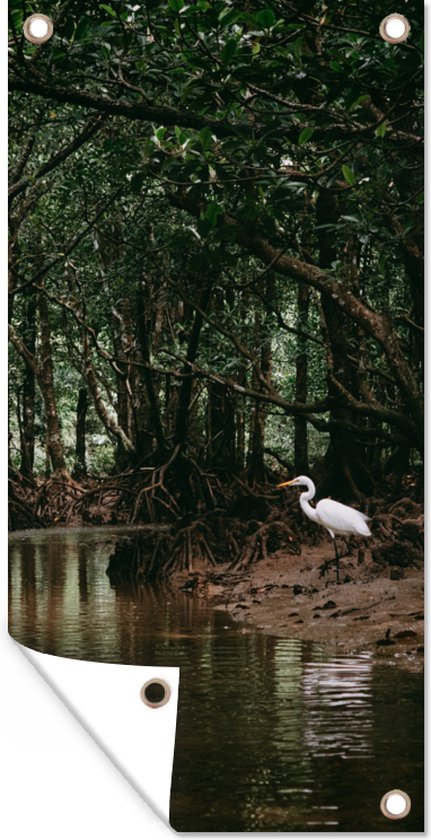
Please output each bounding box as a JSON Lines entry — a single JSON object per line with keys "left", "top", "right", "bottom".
{"left": 175, "top": 539, "right": 424, "bottom": 672}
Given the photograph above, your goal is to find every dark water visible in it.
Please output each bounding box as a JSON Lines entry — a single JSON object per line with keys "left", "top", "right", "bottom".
{"left": 9, "top": 528, "right": 424, "bottom": 832}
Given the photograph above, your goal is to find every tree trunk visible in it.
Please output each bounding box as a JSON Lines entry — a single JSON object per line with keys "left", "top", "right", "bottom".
{"left": 111, "top": 297, "right": 136, "bottom": 470}
{"left": 206, "top": 381, "right": 236, "bottom": 471}
{"left": 72, "top": 386, "right": 88, "bottom": 479}
{"left": 83, "top": 335, "right": 136, "bottom": 458}
{"left": 96, "top": 224, "right": 143, "bottom": 469}
{"left": 135, "top": 280, "right": 167, "bottom": 461}
{"left": 316, "top": 192, "right": 373, "bottom": 499}
{"left": 235, "top": 367, "right": 246, "bottom": 473}
{"left": 37, "top": 292, "right": 69, "bottom": 475}
{"left": 173, "top": 277, "right": 214, "bottom": 449}
{"left": 391, "top": 110, "right": 423, "bottom": 390}
{"left": 171, "top": 189, "right": 423, "bottom": 450}
{"left": 19, "top": 289, "right": 37, "bottom": 478}
{"left": 294, "top": 284, "right": 309, "bottom": 474}
{"left": 234, "top": 298, "right": 248, "bottom": 471}
{"left": 246, "top": 279, "right": 273, "bottom": 483}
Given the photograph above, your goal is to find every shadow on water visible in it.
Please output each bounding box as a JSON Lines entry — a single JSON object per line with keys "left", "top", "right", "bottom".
{"left": 9, "top": 528, "right": 424, "bottom": 832}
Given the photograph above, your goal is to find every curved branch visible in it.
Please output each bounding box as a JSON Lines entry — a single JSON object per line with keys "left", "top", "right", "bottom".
{"left": 9, "top": 74, "right": 244, "bottom": 139}
{"left": 9, "top": 71, "right": 420, "bottom": 146}
{"left": 9, "top": 115, "right": 107, "bottom": 201}
{"left": 169, "top": 189, "right": 423, "bottom": 441}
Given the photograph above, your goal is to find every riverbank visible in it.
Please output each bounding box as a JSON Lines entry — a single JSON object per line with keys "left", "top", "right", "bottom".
{"left": 176, "top": 539, "right": 424, "bottom": 671}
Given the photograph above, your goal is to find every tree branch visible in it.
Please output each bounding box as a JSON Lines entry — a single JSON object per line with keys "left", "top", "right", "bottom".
{"left": 9, "top": 115, "right": 107, "bottom": 201}
{"left": 169, "top": 188, "right": 423, "bottom": 439}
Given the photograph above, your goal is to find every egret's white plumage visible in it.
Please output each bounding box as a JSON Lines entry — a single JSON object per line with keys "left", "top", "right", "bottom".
{"left": 312, "top": 498, "right": 371, "bottom": 539}
{"left": 278, "top": 475, "right": 371, "bottom": 582}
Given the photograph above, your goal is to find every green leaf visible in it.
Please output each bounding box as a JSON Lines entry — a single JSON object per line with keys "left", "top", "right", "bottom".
{"left": 175, "top": 125, "right": 187, "bottom": 144}
{"left": 340, "top": 215, "right": 361, "bottom": 224}
{"left": 62, "top": 17, "right": 75, "bottom": 40}
{"left": 218, "top": 8, "right": 242, "bottom": 26}
{"left": 99, "top": 4, "right": 117, "bottom": 17}
{"left": 298, "top": 126, "right": 315, "bottom": 145}
{"left": 205, "top": 202, "right": 224, "bottom": 226}
{"left": 349, "top": 93, "right": 370, "bottom": 110}
{"left": 221, "top": 38, "right": 237, "bottom": 66}
{"left": 315, "top": 223, "right": 341, "bottom": 231}
{"left": 199, "top": 126, "right": 213, "bottom": 150}
{"left": 283, "top": 181, "right": 307, "bottom": 191}
{"left": 9, "top": 7, "right": 24, "bottom": 31}
{"left": 168, "top": 0, "right": 184, "bottom": 11}
{"left": 151, "top": 125, "right": 167, "bottom": 147}
{"left": 50, "top": 49, "right": 68, "bottom": 63}
{"left": 255, "top": 8, "right": 276, "bottom": 28}
{"left": 375, "top": 121, "right": 388, "bottom": 138}
{"left": 342, "top": 164, "right": 356, "bottom": 186}
{"left": 290, "top": 37, "right": 304, "bottom": 61}
{"left": 74, "top": 17, "right": 90, "bottom": 41}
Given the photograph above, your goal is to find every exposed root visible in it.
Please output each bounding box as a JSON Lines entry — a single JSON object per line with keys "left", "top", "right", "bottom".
{"left": 163, "top": 520, "right": 218, "bottom": 578}
{"left": 371, "top": 496, "right": 424, "bottom": 570}
{"left": 9, "top": 463, "right": 423, "bottom": 585}
{"left": 372, "top": 540, "right": 422, "bottom": 569}
{"left": 232, "top": 519, "right": 301, "bottom": 571}
{"left": 8, "top": 471, "right": 43, "bottom": 530}
{"left": 34, "top": 473, "right": 83, "bottom": 524}
{"left": 8, "top": 450, "right": 225, "bottom": 529}
{"left": 107, "top": 517, "right": 224, "bottom": 583}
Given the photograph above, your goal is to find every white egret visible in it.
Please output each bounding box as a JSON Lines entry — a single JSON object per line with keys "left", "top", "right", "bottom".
{"left": 278, "top": 475, "right": 371, "bottom": 583}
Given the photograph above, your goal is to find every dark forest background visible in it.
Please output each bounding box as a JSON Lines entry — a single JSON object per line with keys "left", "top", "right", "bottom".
{"left": 8, "top": 0, "right": 423, "bottom": 570}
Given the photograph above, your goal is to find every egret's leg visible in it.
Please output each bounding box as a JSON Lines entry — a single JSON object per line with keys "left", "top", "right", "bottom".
{"left": 333, "top": 538, "right": 340, "bottom": 584}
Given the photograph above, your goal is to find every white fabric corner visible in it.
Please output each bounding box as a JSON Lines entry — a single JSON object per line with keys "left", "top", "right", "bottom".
{"left": 16, "top": 643, "right": 179, "bottom": 826}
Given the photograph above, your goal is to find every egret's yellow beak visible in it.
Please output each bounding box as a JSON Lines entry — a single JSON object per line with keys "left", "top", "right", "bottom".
{"left": 277, "top": 479, "right": 296, "bottom": 488}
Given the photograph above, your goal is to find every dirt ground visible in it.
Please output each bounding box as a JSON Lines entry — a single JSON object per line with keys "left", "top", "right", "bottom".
{"left": 176, "top": 539, "right": 424, "bottom": 672}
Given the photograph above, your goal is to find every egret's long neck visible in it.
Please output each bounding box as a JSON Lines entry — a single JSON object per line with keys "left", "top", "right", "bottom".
{"left": 299, "top": 480, "right": 319, "bottom": 522}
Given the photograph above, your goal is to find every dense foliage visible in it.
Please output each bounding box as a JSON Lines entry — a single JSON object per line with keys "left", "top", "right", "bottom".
{"left": 9, "top": 0, "right": 423, "bottom": 520}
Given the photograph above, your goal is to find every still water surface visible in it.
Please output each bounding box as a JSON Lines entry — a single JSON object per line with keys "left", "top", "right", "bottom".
{"left": 9, "top": 527, "right": 423, "bottom": 832}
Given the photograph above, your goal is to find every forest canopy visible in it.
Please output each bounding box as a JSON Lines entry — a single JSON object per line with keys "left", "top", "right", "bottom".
{"left": 9, "top": 0, "right": 423, "bottom": 544}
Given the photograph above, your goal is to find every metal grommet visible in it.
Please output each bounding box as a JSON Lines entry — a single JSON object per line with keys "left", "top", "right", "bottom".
{"left": 380, "top": 789, "right": 411, "bottom": 820}
{"left": 140, "top": 679, "right": 171, "bottom": 708}
{"left": 23, "top": 14, "right": 54, "bottom": 45}
{"left": 379, "top": 13, "right": 410, "bottom": 44}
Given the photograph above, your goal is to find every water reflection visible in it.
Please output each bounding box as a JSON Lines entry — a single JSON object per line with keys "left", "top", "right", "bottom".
{"left": 301, "top": 655, "right": 373, "bottom": 759}
{"left": 9, "top": 528, "right": 423, "bottom": 832}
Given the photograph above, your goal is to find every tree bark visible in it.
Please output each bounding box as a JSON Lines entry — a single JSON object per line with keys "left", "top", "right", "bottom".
{"left": 173, "top": 278, "right": 214, "bottom": 450}
{"left": 246, "top": 278, "right": 273, "bottom": 483}
{"left": 206, "top": 381, "right": 236, "bottom": 471}
{"left": 19, "top": 288, "right": 37, "bottom": 478}
{"left": 294, "top": 284, "right": 310, "bottom": 474}
{"left": 83, "top": 335, "right": 136, "bottom": 457}
{"left": 316, "top": 192, "right": 373, "bottom": 498}
{"left": 72, "top": 386, "right": 88, "bottom": 479}
{"left": 135, "top": 279, "right": 168, "bottom": 460}
{"left": 37, "top": 292, "right": 69, "bottom": 475}
{"left": 111, "top": 296, "right": 137, "bottom": 470}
